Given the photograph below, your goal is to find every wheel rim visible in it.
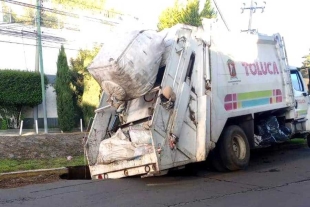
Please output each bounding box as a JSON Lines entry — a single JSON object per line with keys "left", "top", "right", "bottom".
{"left": 232, "top": 135, "right": 246, "bottom": 160}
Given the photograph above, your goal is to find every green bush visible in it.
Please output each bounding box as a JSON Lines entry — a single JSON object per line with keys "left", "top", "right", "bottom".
{"left": 0, "top": 70, "right": 47, "bottom": 106}
{"left": 0, "top": 119, "right": 8, "bottom": 130}
{"left": 0, "top": 70, "right": 48, "bottom": 122}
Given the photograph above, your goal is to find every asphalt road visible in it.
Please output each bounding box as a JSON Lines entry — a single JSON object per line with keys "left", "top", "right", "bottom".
{"left": 1, "top": 144, "right": 310, "bottom": 207}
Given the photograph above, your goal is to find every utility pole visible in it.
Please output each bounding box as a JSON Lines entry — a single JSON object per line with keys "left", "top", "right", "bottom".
{"left": 0, "top": 3, "right": 2, "bottom": 23}
{"left": 36, "top": 0, "right": 48, "bottom": 133}
{"left": 212, "top": 0, "right": 230, "bottom": 31}
{"left": 241, "top": 0, "right": 266, "bottom": 33}
{"left": 9, "top": 7, "right": 11, "bottom": 23}
{"left": 34, "top": 16, "right": 39, "bottom": 130}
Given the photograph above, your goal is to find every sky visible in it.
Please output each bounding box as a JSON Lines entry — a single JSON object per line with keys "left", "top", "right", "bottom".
{"left": 105, "top": 0, "right": 310, "bottom": 67}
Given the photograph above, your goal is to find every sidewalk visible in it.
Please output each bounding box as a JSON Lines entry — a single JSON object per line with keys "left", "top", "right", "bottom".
{"left": 0, "top": 128, "right": 82, "bottom": 136}
{"left": 0, "top": 129, "right": 87, "bottom": 188}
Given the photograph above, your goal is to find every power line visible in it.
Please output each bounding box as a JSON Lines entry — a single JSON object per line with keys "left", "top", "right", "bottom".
{"left": 212, "top": 0, "right": 230, "bottom": 31}
{"left": 0, "top": 0, "right": 123, "bottom": 24}
{"left": 0, "top": 39, "right": 80, "bottom": 50}
{"left": 241, "top": 0, "right": 266, "bottom": 33}
{"left": 1, "top": 0, "right": 78, "bottom": 17}
{"left": 0, "top": 27, "right": 65, "bottom": 43}
{"left": 0, "top": 20, "right": 104, "bottom": 46}
{"left": 0, "top": 25, "right": 103, "bottom": 46}
{"left": 0, "top": 27, "right": 103, "bottom": 49}
{"left": 0, "top": 1, "right": 107, "bottom": 50}
{"left": 0, "top": 20, "right": 33, "bottom": 25}
{"left": 0, "top": 11, "right": 80, "bottom": 28}
{"left": 21, "top": 27, "right": 28, "bottom": 70}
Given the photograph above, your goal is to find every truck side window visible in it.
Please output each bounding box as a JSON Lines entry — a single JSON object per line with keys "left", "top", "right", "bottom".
{"left": 185, "top": 53, "right": 195, "bottom": 83}
{"left": 290, "top": 71, "right": 304, "bottom": 92}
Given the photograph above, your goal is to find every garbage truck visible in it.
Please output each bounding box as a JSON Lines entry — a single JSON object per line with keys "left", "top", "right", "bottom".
{"left": 85, "top": 19, "right": 310, "bottom": 179}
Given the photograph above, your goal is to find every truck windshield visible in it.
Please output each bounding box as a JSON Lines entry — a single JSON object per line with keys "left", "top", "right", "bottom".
{"left": 290, "top": 71, "right": 304, "bottom": 91}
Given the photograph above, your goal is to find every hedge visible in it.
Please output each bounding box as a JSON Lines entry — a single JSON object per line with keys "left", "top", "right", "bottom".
{"left": 0, "top": 70, "right": 48, "bottom": 107}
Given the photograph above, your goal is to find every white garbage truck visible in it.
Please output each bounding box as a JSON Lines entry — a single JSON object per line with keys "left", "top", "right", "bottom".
{"left": 85, "top": 20, "right": 310, "bottom": 179}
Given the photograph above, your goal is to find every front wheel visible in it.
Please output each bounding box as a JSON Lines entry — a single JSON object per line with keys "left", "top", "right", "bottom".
{"left": 219, "top": 125, "right": 250, "bottom": 171}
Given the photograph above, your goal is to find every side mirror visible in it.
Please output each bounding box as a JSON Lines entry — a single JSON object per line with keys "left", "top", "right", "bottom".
{"left": 303, "top": 92, "right": 308, "bottom": 97}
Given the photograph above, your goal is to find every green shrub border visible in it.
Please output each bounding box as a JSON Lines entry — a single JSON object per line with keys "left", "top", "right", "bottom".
{"left": 0, "top": 119, "right": 8, "bottom": 130}
{"left": 0, "top": 70, "right": 48, "bottom": 106}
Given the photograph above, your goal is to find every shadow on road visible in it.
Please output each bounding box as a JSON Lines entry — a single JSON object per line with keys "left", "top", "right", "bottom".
{"left": 60, "top": 141, "right": 309, "bottom": 181}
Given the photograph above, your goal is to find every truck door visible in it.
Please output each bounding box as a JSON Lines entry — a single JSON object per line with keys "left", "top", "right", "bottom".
{"left": 290, "top": 70, "right": 308, "bottom": 119}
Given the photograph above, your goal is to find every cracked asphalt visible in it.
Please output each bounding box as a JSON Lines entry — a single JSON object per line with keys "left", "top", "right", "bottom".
{"left": 1, "top": 144, "right": 310, "bottom": 207}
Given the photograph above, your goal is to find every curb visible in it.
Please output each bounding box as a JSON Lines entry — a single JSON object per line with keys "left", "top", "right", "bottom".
{"left": 277, "top": 142, "right": 307, "bottom": 150}
{"left": 0, "top": 167, "right": 68, "bottom": 180}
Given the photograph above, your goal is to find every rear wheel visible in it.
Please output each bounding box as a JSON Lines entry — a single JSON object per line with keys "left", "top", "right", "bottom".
{"left": 219, "top": 125, "right": 250, "bottom": 171}
{"left": 210, "top": 142, "right": 227, "bottom": 172}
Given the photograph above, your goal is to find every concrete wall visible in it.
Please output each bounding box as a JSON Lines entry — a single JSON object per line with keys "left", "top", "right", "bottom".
{"left": 23, "top": 84, "right": 58, "bottom": 129}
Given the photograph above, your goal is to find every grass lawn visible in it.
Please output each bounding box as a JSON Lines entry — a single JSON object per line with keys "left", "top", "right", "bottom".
{"left": 0, "top": 156, "right": 86, "bottom": 173}
{"left": 289, "top": 138, "right": 306, "bottom": 145}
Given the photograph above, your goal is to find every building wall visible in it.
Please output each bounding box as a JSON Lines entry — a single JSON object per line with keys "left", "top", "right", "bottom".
{"left": 0, "top": 26, "right": 92, "bottom": 129}
{"left": 23, "top": 84, "right": 58, "bottom": 129}
{"left": 0, "top": 16, "right": 136, "bottom": 129}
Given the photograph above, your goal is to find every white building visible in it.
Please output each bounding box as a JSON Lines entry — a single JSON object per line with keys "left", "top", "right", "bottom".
{"left": 0, "top": 10, "right": 131, "bottom": 128}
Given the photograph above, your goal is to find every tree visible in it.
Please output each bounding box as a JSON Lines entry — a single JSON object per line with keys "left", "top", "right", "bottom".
{"left": 300, "top": 53, "right": 310, "bottom": 78}
{"left": 13, "top": 7, "right": 63, "bottom": 29}
{"left": 52, "top": 0, "right": 106, "bottom": 11}
{"left": 55, "top": 45, "right": 75, "bottom": 132}
{"left": 302, "top": 53, "right": 310, "bottom": 68}
{"left": 158, "top": 0, "right": 216, "bottom": 31}
{"left": 1, "top": 3, "right": 16, "bottom": 23}
{"left": 158, "top": 1, "right": 182, "bottom": 31}
{"left": 70, "top": 46, "right": 101, "bottom": 127}
{"left": 301, "top": 52, "right": 310, "bottom": 92}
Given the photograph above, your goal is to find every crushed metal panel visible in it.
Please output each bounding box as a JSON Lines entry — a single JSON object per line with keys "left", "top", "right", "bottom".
{"left": 184, "top": 93, "right": 198, "bottom": 129}
{"left": 86, "top": 108, "right": 115, "bottom": 166}
{"left": 177, "top": 93, "right": 198, "bottom": 160}
{"left": 126, "top": 92, "right": 156, "bottom": 123}
{"left": 171, "top": 83, "right": 191, "bottom": 137}
{"left": 90, "top": 153, "right": 157, "bottom": 177}
{"left": 178, "top": 123, "right": 197, "bottom": 160}
{"left": 150, "top": 129, "right": 166, "bottom": 161}
{"left": 159, "top": 149, "right": 192, "bottom": 171}
{"left": 153, "top": 105, "right": 171, "bottom": 136}
{"left": 159, "top": 157, "right": 192, "bottom": 171}
{"left": 196, "top": 95, "right": 208, "bottom": 161}
{"left": 95, "top": 165, "right": 157, "bottom": 179}
{"left": 161, "top": 28, "right": 193, "bottom": 92}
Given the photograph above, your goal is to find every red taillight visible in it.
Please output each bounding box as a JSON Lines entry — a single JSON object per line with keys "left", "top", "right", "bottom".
{"left": 98, "top": 174, "right": 103, "bottom": 179}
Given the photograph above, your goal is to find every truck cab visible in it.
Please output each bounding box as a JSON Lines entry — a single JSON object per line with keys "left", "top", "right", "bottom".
{"left": 290, "top": 67, "right": 309, "bottom": 119}
{"left": 288, "top": 67, "right": 310, "bottom": 137}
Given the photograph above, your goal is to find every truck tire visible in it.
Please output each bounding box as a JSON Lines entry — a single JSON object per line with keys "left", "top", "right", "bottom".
{"left": 210, "top": 145, "right": 227, "bottom": 172}
{"left": 219, "top": 125, "right": 250, "bottom": 171}
{"left": 307, "top": 134, "right": 310, "bottom": 148}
